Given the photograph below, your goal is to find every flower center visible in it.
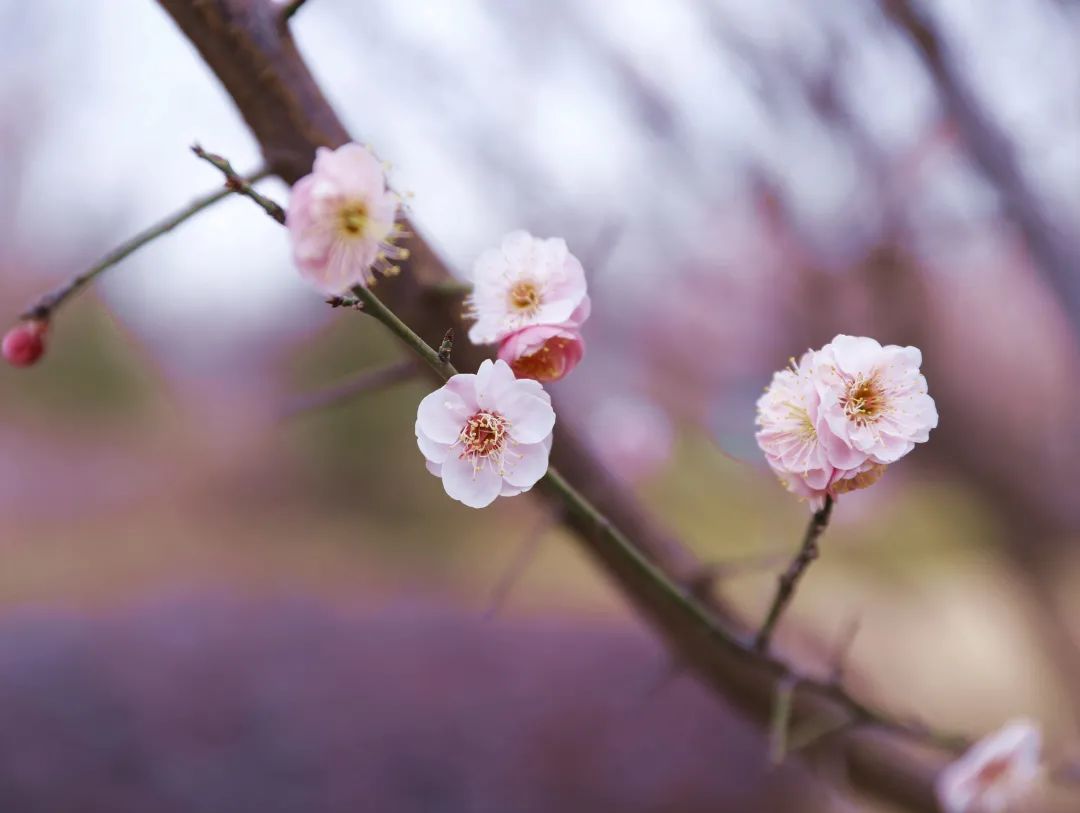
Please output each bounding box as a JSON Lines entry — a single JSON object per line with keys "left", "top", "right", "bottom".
{"left": 460, "top": 410, "right": 510, "bottom": 459}
{"left": 841, "top": 376, "right": 887, "bottom": 426}
{"left": 510, "top": 337, "right": 572, "bottom": 381}
{"left": 508, "top": 280, "right": 542, "bottom": 315}
{"left": 974, "top": 757, "right": 1012, "bottom": 787}
{"left": 339, "top": 202, "right": 370, "bottom": 237}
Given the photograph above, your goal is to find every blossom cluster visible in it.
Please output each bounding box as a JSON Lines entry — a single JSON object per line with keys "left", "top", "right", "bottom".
{"left": 755, "top": 334, "right": 938, "bottom": 509}
{"left": 467, "top": 230, "right": 589, "bottom": 383}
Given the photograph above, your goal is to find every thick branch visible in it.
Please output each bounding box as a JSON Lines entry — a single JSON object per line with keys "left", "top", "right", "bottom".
{"left": 154, "top": 2, "right": 980, "bottom": 809}
{"left": 881, "top": 0, "right": 1080, "bottom": 330}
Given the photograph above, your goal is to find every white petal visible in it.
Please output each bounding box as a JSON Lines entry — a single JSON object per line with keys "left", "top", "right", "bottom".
{"left": 441, "top": 454, "right": 503, "bottom": 508}
{"left": 827, "top": 335, "right": 884, "bottom": 376}
{"left": 475, "top": 359, "right": 517, "bottom": 409}
{"left": 416, "top": 380, "right": 473, "bottom": 443}
{"left": 415, "top": 423, "right": 453, "bottom": 464}
{"left": 498, "top": 387, "right": 556, "bottom": 444}
{"left": 503, "top": 441, "right": 551, "bottom": 488}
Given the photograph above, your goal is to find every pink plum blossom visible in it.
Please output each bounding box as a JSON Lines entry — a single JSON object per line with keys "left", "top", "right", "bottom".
{"left": 935, "top": 719, "right": 1042, "bottom": 813}
{"left": 467, "top": 231, "right": 588, "bottom": 345}
{"left": 416, "top": 359, "right": 555, "bottom": 508}
{"left": 497, "top": 324, "right": 584, "bottom": 383}
{"left": 813, "top": 334, "right": 939, "bottom": 465}
{"left": 755, "top": 352, "right": 837, "bottom": 502}
{"left": 286, "top": 143, "right": 404, "bottom": 294}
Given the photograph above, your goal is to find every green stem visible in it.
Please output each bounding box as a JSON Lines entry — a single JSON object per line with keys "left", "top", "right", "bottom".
{"left": 21, "top": 168, "right": 269, "bottom": 321}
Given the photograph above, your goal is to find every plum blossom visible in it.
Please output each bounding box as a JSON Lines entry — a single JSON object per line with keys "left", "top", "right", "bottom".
{"left": 935, "top": 719, "right": 1042, "bottom": 813}
{"left": 813, "top": 335, "right": 939, "bottom": 465}
{"left": 497, "top": 324, "right": 584, "bottom": 383}
{"left": 756, "top": 336, "right": 936, "bottom": 509}
{"left": 416, "top": 359, "right": 555, "bottom": 508}
{"left": 286, "top": 143, "right": 405, "bottom": 294}
{"left": 467, "top": 231, "right": 588, "bottom": 345}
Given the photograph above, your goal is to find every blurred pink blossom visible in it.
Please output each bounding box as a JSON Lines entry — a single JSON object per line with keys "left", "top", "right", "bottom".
{"left": 935, "top": 719, "right": 1042, "bottom": 813}
{"left": 416, "top": 359, "right": 555, "bottom": 508}
{"left": 467, "top": 231, "right": 588, "bottom": 345}
{"left": 286, "top": 143, "right": 403, "bottom": 293}
{"left": 588, "top": 396, "right": 673, "bottom": 482}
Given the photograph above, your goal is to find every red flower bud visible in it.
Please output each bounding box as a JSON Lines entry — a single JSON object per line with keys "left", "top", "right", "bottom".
{"left": 2, "top": 320, "right": 48, "bottom": 367}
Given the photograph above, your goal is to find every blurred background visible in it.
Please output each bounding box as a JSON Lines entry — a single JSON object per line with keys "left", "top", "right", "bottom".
{"left": 1, "top": 0, "right": 1078, "bottom": 810}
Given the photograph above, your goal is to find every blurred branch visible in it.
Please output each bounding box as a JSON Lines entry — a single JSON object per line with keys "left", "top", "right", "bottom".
{"left": 279, "top": 0, "right": 308, "bottom": 22}
{"left": 154, "top": 4, "right": 982, "bottom": 809}
{"left": 483, "top": 510, "right": 557, "bottom": 619}
{"left": 881, "top": 0, "right": 1080, "bottom": 332}
{"left": 280, "top": 359, "right": 419, "bottom": 418}
{"left": 755, "top": 497, "right": 834, "bottom": 653}
{"left": 19, "top": 167, "right": 269, "bottom": 321}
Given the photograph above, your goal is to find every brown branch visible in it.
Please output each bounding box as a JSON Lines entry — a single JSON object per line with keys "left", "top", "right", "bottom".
{"left": 153, "top": 3, "right": 978, "bottom": 809}
{"left": 192, "top": 144, "right": 286, "bottom": 223}
{"left": 280, "top": 359, "right": 419, "bottom": 418}
{"left": 881, "top": 0, "right": 1080, "bottom": 331}
{"left": 755, "top": 496, "right": 834, "bottom": 653}
{"left": 20, "top": 167, "right": 269, "bottom": 322}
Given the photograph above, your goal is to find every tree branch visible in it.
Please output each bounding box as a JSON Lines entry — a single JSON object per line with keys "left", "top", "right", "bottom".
{"left": 881, "top": 0, "right": 1080, "bottom": 332}
{"left": 755, "top": 496, "right": 834, "bottom": 652}
{"left": 280, "top": 359, "right": 419, "bottom": 418}
{"left": 20, "top": 167, "right": 268, "bottom": 322}
{"left": 152, "top": 3, "right": 997, "bottom": 809}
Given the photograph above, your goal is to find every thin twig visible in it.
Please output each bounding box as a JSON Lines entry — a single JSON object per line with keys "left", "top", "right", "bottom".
{"left": 483, "top": 511, "right": 556, "bottom": 619}
{"left": 191, "top": 145, "right": 285, "bottom": 224}
{"left": 770, "top": 676, "right": 799, "bottom": 765}
{"left": 19, "top": 168, "right": 269, "bottom": 321}
{"left": 280, "top": 0, "right": 309, "bottom": 22}
{"left": 755, "top": 496, "right": 835, "bottom": 653}
{"left": 280, "top": 359, "right": 419, "bottom": 418}
{"left": 828, "top": 615, "right": 863, "bottom": 686}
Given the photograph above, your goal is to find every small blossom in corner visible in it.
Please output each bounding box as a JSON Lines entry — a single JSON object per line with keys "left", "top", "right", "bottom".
{"left": 286, "top": 143, "right": 406, "bottom": 294}
{"left": 935, "top": 719, "right": 1042, "bottom": 813}
{"left": 755, "top": 335, "right": 937, "bottom": 509}
{"left": 466, "top": 230, "right": 588, "bottom": 346}
{"left": 415, "top": 359, "right": 555, "bottom": 508}
{"left": 2, "top": 320, "right": 48, "bottom": 368}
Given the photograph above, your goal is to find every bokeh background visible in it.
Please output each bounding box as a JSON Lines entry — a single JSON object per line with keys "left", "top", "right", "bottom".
{"left": 1, "top": 0, "right": 1078, "bottom": 810}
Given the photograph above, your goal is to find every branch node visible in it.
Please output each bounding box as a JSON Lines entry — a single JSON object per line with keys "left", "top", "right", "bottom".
{"left": 437, "top": 328, "right": 455, "bottom": 364}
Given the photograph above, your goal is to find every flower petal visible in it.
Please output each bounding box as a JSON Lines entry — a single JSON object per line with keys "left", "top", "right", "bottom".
{"left": 416, "top": 379, "right": 474, "bottom": 443}
{"left": 498, "top": 386, "right": 556, "bottom": 444}
{"left": 415, "top": 423, "right": 453, "bottom": 464}
{"left": 441, "top": 454, "right": 503, "bottom": 508}
{"left": 503, "top": 440, "right": 551, "bottom": 488}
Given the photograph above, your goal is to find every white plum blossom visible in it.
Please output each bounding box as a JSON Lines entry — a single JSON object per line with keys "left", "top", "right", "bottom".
{"left": 935, "top": 719, "right": 1042, "bottom": 813}
{"left": 756, "top": 335, "right": 937, "bottom": 509}
{"left": 813, "top": 334, "right": 939, "bottom": 465}
{"left": 286, "top": 143, "right": 406, "bottom": 294}
{"left": 416, "top": 359, "right": 555, "bottom": 508}
{"left": 466, "top": 231, "right": 588, "bottom": 345}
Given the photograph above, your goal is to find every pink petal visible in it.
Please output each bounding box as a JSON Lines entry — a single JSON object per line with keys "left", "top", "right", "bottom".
{"left": 497, "top": 385, "right": 556, "bottom": 444}
{"left": 415, "top": 423, "right": 453, "bottom": 464}
{"left": 474, "top": 359, "right": 517, "bottom": 409}
{"left": 502, "top": 440, "right": 551, "bottom": 488}
{"left": 417, "top": 383, "right": 472, "bottom": 444}
{"left": 441, "top": 454, "right": 503, "bottom": 508}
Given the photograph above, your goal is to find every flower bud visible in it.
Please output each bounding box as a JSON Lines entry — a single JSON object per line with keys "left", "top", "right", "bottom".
{"left": 497, "top": 325, "right": 584, "bottom": 383}
{"left": 2, "top": 320, "right": 48, "bottom": 367}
